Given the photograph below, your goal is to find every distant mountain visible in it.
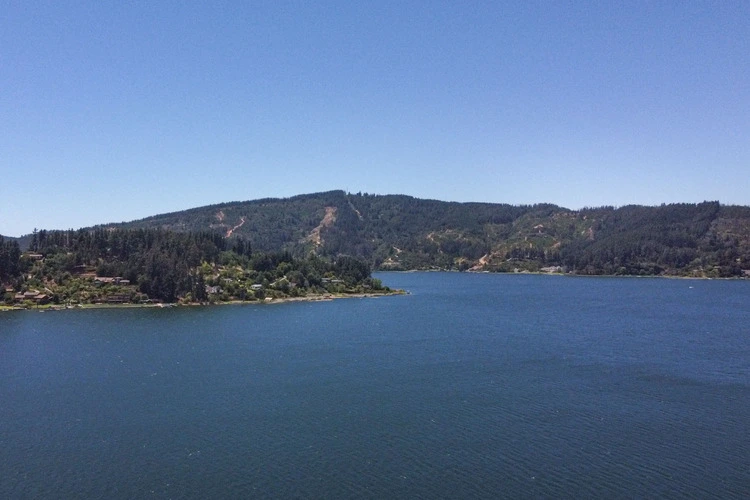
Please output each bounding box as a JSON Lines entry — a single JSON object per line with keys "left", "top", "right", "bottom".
{"left": 102, "top": 190, "right": 750, "bottom": 278}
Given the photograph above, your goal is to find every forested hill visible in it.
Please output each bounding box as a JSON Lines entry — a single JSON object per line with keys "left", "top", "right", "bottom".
{"left": 104, "top": 191, "right": 750, "bottom": 278}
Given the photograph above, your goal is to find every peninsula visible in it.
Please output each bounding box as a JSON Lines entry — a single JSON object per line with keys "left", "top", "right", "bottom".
{"left": 0, "top": 228, "right": 396, "bottom": 309}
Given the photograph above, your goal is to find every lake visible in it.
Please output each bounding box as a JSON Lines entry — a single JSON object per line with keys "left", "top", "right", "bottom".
{"left": 1, "top": 272, "right": 749, "bottom": 498}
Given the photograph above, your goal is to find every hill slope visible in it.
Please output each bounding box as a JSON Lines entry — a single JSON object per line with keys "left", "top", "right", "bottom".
{"left": 103, "top": 191, "right": 750, "bottom": 277}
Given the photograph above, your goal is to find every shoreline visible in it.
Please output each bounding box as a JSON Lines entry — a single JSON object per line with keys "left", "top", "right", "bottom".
{"left": 0, "top": 290, "right": 407, "bottom": 313}
{"left": 379, "top": 269, "right": 748, "bottom": 280}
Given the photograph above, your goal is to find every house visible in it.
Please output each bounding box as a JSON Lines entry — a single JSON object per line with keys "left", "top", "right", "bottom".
{"left": 15, "top": 290, "right": 49, "bottom": 304}
{"left": 93, "top": 277, "right": 131, "bottom": 285}
{"left": 34, "top": 294, "right": 49, "bottom": 304}
{"left": 250, "top": 284, "right": 263, "bottom": 290}
{"left": 205, "top": 285, "right": 221, "bottom": 295}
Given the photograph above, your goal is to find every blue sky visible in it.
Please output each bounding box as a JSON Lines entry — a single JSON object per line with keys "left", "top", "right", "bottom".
{"left": 2, "top": 1, "right": 748, "bottom": 237}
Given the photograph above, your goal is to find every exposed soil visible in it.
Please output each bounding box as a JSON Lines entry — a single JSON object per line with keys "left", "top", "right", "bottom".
{"left": 305, "top": 207, "right": 337, "bottom": 246}
{"left": 226, "top": 217, "right": 246, "bottom": 238}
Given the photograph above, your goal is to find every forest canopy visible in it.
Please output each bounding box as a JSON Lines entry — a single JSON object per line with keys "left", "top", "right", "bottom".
{"left": 97, "top": 192, "right": 750, "bottom": 277}
{"left": 1, "top": 228, "right": 388, "bottom": 306}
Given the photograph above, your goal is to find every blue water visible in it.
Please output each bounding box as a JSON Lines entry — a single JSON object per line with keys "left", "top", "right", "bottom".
{"left": 1, "top": 273, "right": 749, "bottom": 498}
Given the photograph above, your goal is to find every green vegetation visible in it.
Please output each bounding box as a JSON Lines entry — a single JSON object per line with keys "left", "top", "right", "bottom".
{"left": 1, "top": 228, "right": 392, "bottom": 308}
{"left": 104, "top": 192, "right": 750, "bottom": 278}
{"left": 5, "top": 193, "right": 750, "bottom": 292}
{"left": 0, "top": 236, "right": 22, "bottom": 283}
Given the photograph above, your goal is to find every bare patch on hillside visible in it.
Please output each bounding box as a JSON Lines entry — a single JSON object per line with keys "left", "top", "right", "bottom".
{"left": 226, "top": 217, "right": 246, "bottom": 238}
{"left": 380, "top": 246, "right": 403, "bottom": 268}
{"left": 305, "top": 207, "right": 337, "bottom": 246}
{"left": 346, "top": 197, "right": 364, "bottom": 220}
{"left": 469, "top": 253, "right": 492, "bottom": 271}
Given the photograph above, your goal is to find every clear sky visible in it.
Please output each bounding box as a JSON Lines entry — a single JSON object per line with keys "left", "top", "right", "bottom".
{"left": 2, "top": 1, "right": 748, "bottom": 237}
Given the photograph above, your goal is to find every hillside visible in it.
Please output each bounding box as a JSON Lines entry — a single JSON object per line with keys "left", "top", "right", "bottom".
{"left": 100, "top": 191, "right": 750, "bottom": 278}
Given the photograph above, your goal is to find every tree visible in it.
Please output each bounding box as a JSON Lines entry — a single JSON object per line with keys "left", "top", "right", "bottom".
{"left": 0, "top": 237, "right": 21, "bottom": 283}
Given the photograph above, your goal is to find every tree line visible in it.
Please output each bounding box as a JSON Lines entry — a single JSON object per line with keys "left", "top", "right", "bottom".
{"left": 3, "top": 228, "right": 385, "bottom": 304}
{"left": 0, "top": 236, "right": 21, "bottom": 283}
{"left": 6, "top": 194, "right": 750, "bottom": 282}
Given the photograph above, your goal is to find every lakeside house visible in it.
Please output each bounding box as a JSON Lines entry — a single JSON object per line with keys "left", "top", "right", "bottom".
{"left": 540, "top": 266, "right": 563, "bottom": 273}
{"left": 94, "top": 277, "right": 131, "bottom": 285}
{"left": 14, "top": 290, "right": 49, "bottom": 304}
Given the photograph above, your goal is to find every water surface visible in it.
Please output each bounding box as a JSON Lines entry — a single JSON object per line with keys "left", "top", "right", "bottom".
{"left": 1, "top": 273, "right": 748, "bottom": 498}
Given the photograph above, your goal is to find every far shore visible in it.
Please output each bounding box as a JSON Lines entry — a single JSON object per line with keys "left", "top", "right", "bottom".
{"left": 382, "top": 268, "right": 749, "bottom": 280}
